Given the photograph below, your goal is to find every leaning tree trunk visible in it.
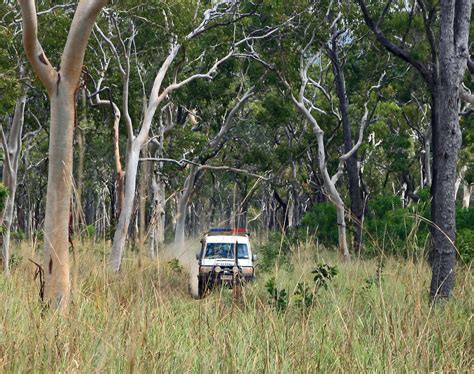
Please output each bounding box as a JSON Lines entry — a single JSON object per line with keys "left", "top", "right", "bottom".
{"left": 319, "top": 151, "right": 351, "bottom": 262}
{"left": 110, "top": 144, "right": 140, "bottom": 271}
{"left": 1, "top": 84, "right": 28, "bottom": 275}
{"left": 19, "top": 0, "right": 107, "bottom": 309}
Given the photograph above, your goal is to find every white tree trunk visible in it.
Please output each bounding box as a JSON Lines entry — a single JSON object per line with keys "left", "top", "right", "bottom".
{"left": 1, "top": 88, "right": 27, "bottom": 275}
{"left": 455, "top": 165, "right": 467, "bottom": 199}
{"left": 109, "top": 144, "right": 140, "bottom": 271}
{"left": 462, "top": 184, "right": 472, "bottom": 209}
{"left": 42, "top": 95, "right": 75, "bottom": 307}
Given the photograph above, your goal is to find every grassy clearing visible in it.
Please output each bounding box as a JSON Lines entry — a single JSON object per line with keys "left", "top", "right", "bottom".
{"left": 0, "top": 239, "right": 472, "bottom": 372}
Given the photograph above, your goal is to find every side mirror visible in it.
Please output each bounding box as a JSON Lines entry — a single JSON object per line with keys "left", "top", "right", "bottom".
{"left": 252, "top": 254, "right": 257, "bottom": 261}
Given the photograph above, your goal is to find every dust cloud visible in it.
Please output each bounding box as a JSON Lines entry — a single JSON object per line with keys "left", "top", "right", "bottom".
{"left": 162, "top": 239, "right": 201, "bottom": 298}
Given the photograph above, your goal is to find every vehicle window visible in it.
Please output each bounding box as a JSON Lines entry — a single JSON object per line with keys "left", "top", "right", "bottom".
{"left": 205, "top": 243, "right": 249, "bottom": 259}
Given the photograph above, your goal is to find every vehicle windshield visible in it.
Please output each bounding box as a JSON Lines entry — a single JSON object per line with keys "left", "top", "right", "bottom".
{"left": 204, "top": 243, "right": 249, "bottom": 259}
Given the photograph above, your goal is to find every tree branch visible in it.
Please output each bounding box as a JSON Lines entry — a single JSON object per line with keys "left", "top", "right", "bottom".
{"left": 139, "top": 158, "right": 270, "bottom": 180}
{"left": 357, "top": 0, "right": 432, "bottom": 85}
{"left": 209, "top": 85, "right": 255, "bottom": 149}
{"left": 61, "top": 0, "right": 108, "bottom": 87}
{"left": 18, "top": 0, "right": 56, "bottom": 94}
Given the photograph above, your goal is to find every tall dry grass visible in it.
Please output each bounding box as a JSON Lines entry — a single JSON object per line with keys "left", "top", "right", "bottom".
{"left": 0, "top": 239, "right": 472, "bottom": 372}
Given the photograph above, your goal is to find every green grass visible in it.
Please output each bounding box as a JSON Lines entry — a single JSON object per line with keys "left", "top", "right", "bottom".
{"left": 0, "top": 239, "right": 472, "bottom": 372}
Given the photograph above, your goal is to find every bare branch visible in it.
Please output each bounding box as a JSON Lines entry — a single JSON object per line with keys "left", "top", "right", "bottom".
{"left": 0, "top": 125, "right": 12, "bottom": 174}
{"left": 95, "top": 24, "right": 126, "bottom": 76}
{"left": 332, "top": 72, "right": 385, "bottom": 184}
{"left": 140, "top": 157, "right": 269, "bottom": 180}
{"left": 156, "top": 50, "right": 234, "bottom": 104}
{"left": 209, "top": 85, "right": 255, "bottom": 149}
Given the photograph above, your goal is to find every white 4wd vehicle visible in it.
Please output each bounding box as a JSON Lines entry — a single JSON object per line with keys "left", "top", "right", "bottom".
{"left": 196, "top": 228, "right": 256, "bottom": 298}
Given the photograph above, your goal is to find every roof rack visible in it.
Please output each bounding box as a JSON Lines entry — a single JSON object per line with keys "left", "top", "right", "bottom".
{"left": 207, "top": 228, "right": 249, "bottom": 236}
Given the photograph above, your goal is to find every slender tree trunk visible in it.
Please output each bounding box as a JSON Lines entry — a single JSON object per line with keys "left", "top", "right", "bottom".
{"left": 149, "top": 174, "right": 165, "bottom": 257}
{"left": 148, "top": 134, "right": 166, "bottom": 257}
{"left": 330, "top": 34, "right": 364, "bottom": 253}
{"left": 316, "top": 133, "right": 351, "bottom": 262}
{"left": 174, "top": 165, "right": 199, "bottom": 245}
{"left": 423, "top": 126, "right": 432, "bottom": 187}
{"left": 138, "top": 153, "right": 147, "bottom": 266}
{"left": 113, "top": 110, "right": 125, "bottom": 218}
{"left": 1, "top": 87, "right": 27, "bottom": 275}
{"left": 75, "top": 89, "right": 86, "bottom": 230}
{"left": 109, "top": 144, "right": 140, "bottom": 271}
{"left": 462, "top": 184, "right": 471, "bottom": 209}
{"left": 454, "top": 165, "right": 467, "bottom": 199}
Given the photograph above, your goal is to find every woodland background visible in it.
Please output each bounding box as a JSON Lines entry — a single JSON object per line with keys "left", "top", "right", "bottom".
{"left": 0, "top": 0, "right": 472, "bottom": 371}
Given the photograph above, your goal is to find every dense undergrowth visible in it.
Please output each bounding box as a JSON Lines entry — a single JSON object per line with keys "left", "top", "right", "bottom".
{"left": 299, "top": 195, "right": 474, "bottom": 262}
{"left": 0, "top": 239, "right": 472, "bottom": 372}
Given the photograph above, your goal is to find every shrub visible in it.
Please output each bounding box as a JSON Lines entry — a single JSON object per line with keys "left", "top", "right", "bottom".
{"left": 457, "top": 229, "right": 474, "bottom": 263}
{"left": 256, "top": 232, "right": 293, "bottom": 273}
{"left": 300, "top": 202, "right": 338, "bottom": 246}
{"left": 364, "top": 194, "right": 430, "bottom": 257}
{"left": 0, "top": 183, "right": 9, "bottom": 213}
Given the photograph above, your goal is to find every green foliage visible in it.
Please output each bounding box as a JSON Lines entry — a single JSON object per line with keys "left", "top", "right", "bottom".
{"left": 84, "top": 225, "right": 95, "bottom": 238}
{"left": 0, "top": 183, "right": 9, "bottom": 213}
{"left": 168, "top": 258, "right": 184, "bottom": 274}
{"left": 293, "top": 282, "right": 314, "bottom": 309}
{"left": 456, "top": 207, "right": 474, "bottom": 231}
{"left": 256, "top": 233, "right": 292, "bottom": 273}
{"left": 363, "top": 260, "right": 384, "bottom": 289}
{"left": 364, "top": 194, "right": 430, "bottom": 257}
{"left": 8, "top": 252, "right": 22, "bottom": 270}
{"left": 457, "top": 229, "right": 474, "bottom": 264}
{"left": 312, "top": 263, "right": 339, "bottom": 290}
{"left": 300, "top": 203, "right": 338, "bottom": 246}
{"left": 265, "top": 276, "right": 288, "bottom": 311}
{"left": 266, "top": 263, "right": 338, "bottom": 312}
{"left": 11, "top": 230, "right": 25, "bottom": 242}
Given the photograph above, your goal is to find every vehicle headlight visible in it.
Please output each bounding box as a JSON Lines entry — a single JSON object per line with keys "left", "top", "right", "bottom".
{"left": 241, "top": 267, "right": 254, "bottom": 276}
{"left": 232, "top": 266, "right": 240, "bottom": 274}
{"left": 214, "top": 266, "right": 222, "bottom": 273}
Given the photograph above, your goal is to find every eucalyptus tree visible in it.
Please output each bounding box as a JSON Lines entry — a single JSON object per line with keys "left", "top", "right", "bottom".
{"left": 246, "top": 5, "right": 384, "bottom": 261}
{"left": 104, "top": 0, "right": 276, "bottom": 270}
{"left": 357, "top": 0, "right": 472, "bottom": 300}
{"left": 0, "top": 3, "right": 24, "bottom": 274}
{"left": 19, "top": 0, "right": 107, "bottom": 309}
{"left": 1, "top": 70, "right": 27, "bottom": 275}
{"left": 171, "top": 83, "right": 256, "bottom": 244}
{"left": 325, "top": 10, "right": 366, "bottom": 252}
